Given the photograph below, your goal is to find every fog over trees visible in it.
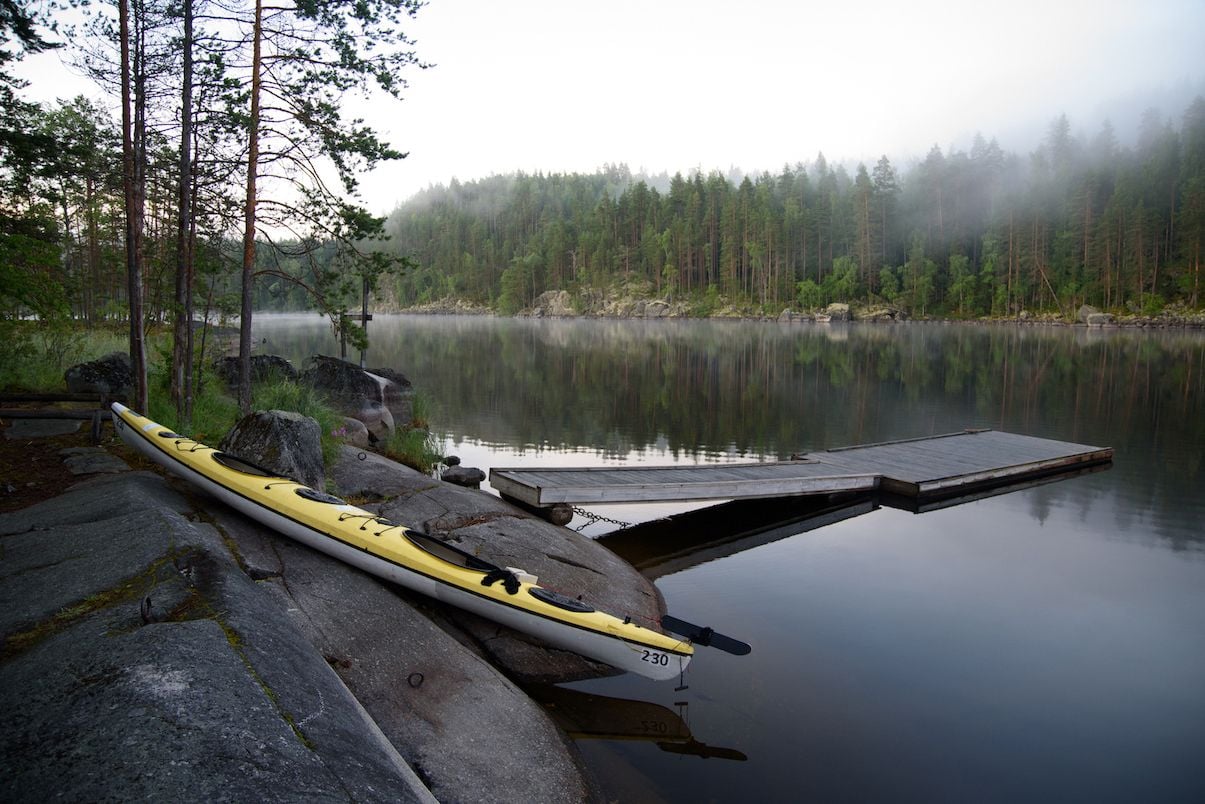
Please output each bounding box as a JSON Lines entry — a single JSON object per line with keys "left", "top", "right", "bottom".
{"left": 386, "top": 103, "right": 1205, "bottom": 317}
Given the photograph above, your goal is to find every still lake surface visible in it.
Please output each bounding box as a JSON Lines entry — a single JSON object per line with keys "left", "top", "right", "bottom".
{"left": 254, "top": 313, "right": 1205, "bottom": 803}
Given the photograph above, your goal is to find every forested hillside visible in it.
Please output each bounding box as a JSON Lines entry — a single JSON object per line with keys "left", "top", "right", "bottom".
{"left": 386, "top": 103, "right": 1205, "bottom": 318}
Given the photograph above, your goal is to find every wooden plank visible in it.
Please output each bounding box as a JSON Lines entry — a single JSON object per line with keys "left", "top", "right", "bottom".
{"left": 0, "top": 409, "right": 102, "bottom": 420}
{"left": 810, "top": 430, "right": 1112, "bottom": 497}
{"left": 0, "top": 392, "right": 125, "bottom": 404}
{"left": 490, "top": 462, "right": 879, "bottom": 506}
{"left": 488, "top": 430, "right": 1112, "bottom": 508}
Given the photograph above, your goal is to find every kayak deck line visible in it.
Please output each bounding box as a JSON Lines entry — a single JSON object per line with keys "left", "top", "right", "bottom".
{"left": 109, "top": 402, "right": 697, "bottom": 681}
{"left": 490, "top": 430, "right": 1113, "bottom": 511}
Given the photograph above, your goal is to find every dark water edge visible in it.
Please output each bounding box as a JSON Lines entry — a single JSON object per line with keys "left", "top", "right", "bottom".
{"left": 254, "top": 314, "right": 1205, "bottom": 803}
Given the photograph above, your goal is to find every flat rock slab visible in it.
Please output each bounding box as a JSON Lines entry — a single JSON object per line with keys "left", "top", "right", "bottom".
{"left": 332, "top": 445, "right": 666, "bottom": 684}
{"left": 0, "top": 472, "right": 434, "bottom": 803}
{"left": 3, "top": 419, "right": 81, "bottom": 439}
{"left": 214, "top": 506, "right": 595, "bottom": 803}
{"left": 59, "top": 446, "right": 131, "bottom": 475}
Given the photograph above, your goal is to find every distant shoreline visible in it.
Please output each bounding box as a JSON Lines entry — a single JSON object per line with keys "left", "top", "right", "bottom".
{"left": 360, "top": 300, "right": 1205, "bottom": 330}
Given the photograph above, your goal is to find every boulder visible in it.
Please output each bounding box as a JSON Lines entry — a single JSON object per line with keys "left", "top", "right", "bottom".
{"left": 1077, "top": 304, "right": 1100, "bottom": 324}
{"left": 331, "top": 446, "right": 665, "bottom": 684}
{"left": 213, "top": 354, "right": 297, "bottom": 387}
{"left": 441, "top": 466, "right": 485, "bottom": 488}
{"left": 219, "top": 410, "right": 325, "bottom": 489}
{"left": 63, "top": 352, "right": 132, "bottom": 397}
{"left": 860, "top": 306, "right": 908, "bottom": 322}
{"left": 823, "top": 303, "right": 852, "bottom": 322}
{"left": 302, "top": 354, "right": 382, "bottom": 402}
{"left": 644, "top": 300, "right": 671, "bottom": 319}
{"left": 369, "top": 367, "right": 415, "bottom": 429}
{"left": 336, "top": 416, "right": 371, "bottom": 449}
{"left": 366, "top": 364, "right": 413, "bottom": 391}
{"left": 301, "top": 355, "right": 413, "bottom": 430}
{"left": 355, "top": 399, "right": 395, "bottom": 443}
{"left": 1086, "top": 312, "right": 1116, "bottom": 327}
{"left": 529, "top": 290, "right": 576, "bottom": 318}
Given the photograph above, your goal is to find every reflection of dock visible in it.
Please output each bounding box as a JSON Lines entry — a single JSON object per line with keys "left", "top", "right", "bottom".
{"left": 527, "top": 685, "right": 747, "bottom": 761}
{"left": 598, "top": 463, "right": 1115, "bottom": 580}
{"left": 491, "top": 430, "right": 1112, "bottom": 515}
{"left": 599, "top": 494, "right": 878, "bottom": 580}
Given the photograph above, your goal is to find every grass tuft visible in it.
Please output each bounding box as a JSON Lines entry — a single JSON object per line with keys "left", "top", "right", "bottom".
{"left": 378, "top": 425, "right": 442, "bottom": 474}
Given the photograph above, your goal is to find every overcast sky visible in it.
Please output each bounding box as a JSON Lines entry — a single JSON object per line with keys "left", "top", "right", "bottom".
{"left": 16, "top": 0, "right": 1205, "bottom": 214}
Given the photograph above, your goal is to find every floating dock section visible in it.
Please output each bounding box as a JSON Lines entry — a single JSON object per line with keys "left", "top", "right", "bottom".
{"left": 489, "top": 430, "right": 1113, "bottom": 515}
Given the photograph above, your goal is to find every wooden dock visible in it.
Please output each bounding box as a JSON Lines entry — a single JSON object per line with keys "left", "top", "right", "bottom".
{"left": 489, "top": 430, "right": 1113, "bottom": 514}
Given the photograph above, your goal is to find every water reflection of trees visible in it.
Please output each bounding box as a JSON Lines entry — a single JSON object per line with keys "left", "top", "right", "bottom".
{"left": 254, "top": 315, "right": 1204, "bottom": 549}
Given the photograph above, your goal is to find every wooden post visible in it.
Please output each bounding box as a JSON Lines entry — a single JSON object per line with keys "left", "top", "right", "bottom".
{"left": 359, "top": 275, "right": 369, "bottom": 368}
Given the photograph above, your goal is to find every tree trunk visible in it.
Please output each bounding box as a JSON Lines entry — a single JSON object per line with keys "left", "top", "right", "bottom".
{"left": 173, "top": 0, "right": 194, "bottom": 426}
{"left": 120, "top": 0, "right": 148, "bottom": 413}
{"left": 238, "top": 0, "right": 264, "bottom": 416}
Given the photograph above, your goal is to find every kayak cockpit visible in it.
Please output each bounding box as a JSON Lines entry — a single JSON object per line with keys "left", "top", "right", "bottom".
{"left": 403, "top": 529, "right": 498, "bottom": 572}
{"left": 211, "top": 451, "right": 288, "bottom": 479}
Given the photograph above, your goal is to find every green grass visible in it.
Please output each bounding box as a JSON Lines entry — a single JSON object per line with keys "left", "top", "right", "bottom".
{"left": 409, "top": 389, "right": 433, "bottom": 429}
{"left": 146, "top": 371, "right": 239, "bottom": 446}
{"left": 146, "top": 371, "right": 344, "bottom": 466}
{"left": 0, "top": 321, "right": 128, "bottom": 390}
{"left": 4, "top": 322, "right": 432, "bottom": 475}
{"left": 378, "top": 425, "right": 442, "bottom": 474}
{"left": 251, "top": 376, "right": 344, "bottom": 466}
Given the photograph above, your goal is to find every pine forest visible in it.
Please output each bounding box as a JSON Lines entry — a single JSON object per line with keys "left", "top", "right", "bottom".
{"left": 387, "top": 107, "right": 1205, "bottom": 318}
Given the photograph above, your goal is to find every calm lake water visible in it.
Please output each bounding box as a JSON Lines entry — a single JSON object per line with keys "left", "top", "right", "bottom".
{"left": 253, "top": 313, "right": 1205, "bottom": 803}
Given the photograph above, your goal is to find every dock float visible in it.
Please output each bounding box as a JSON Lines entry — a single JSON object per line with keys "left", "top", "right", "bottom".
{"left": 489, "top": 430, "right": 1113, "bottom": 518}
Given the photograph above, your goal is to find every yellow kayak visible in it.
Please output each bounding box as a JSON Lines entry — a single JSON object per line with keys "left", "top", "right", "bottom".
{"left": 111, "top": 403, "right": 693, "bottom": 680}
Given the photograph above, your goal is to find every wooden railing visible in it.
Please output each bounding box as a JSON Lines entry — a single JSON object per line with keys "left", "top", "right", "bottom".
{"left": 0, "top": 392, "right": 127, "bottom": 444}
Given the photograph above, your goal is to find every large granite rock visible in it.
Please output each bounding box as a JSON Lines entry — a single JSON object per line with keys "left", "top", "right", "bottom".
{"left": 301, "top": 355, "right": 414, "bottom": 432}
{"left": 213, "top": 506, "right": 595, "bottom": 803}
{"left": 859, "top": 306, "right": 908, "bottom": 322}
{"left": 2, "top": 464, "right": 603, "bottom": 802}
{"left": 527, "top": 290, "right": 576, "bottom": 318}
{"left": 355, "top": 399, "right": 395, "bottom": 443}
{"left": 331, "top": 446, "right": 666, "bottom": 684}
{"left": 63, "top": 351, "right": 132, "bottom": 396}
{"left": 219, "top": 410, "right": 325, "bottom": 489}
{"left": 0, "top": 472, "right": 433, "bottom": 802}
{"left": 337, "top": 416, "right": 372, "bottom": 449}
{"left": 214, "top": 354, "right": 298, "bottom": 387}
{"left": 823, "top": 302, "right": 852, "bottom": 322}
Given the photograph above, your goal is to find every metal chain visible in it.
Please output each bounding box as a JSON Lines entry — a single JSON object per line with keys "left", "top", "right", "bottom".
{"left": 571, "top": 506, "right": 633, "bottom": 532}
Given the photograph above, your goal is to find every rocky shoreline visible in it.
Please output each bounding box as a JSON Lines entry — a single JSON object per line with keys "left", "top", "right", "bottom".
{"left": 387, "top": 292, "right": 1205, "bottom": 329}
{"left": 0, "top": 423, "right": 666, "bottom": 801}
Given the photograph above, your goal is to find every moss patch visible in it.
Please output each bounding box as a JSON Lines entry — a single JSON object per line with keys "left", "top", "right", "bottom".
{"left": 1, "top": 554, "right": 175, "bottom": 661}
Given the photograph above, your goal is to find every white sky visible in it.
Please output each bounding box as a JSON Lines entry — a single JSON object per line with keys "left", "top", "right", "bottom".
{"left": 14, "top": 0, "right": 1205, "bottom": 215}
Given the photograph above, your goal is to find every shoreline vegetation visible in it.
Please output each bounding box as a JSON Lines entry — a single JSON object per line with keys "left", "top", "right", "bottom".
{"left": 387, "top": 288, "right": 1205, "bottom": 329}
{"left": 0, "top": 324, "right": 442, "bottom": 476}
{"left": 3, "top": 298, "right": 1202, "bottom": 409}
